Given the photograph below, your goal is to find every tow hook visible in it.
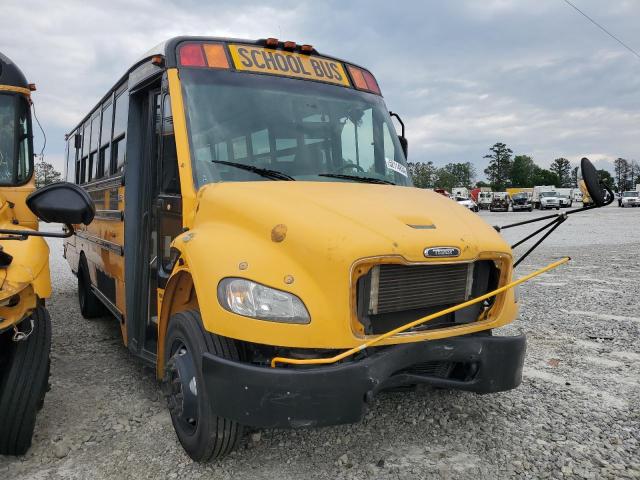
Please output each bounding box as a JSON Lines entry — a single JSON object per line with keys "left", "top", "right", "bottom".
{"left": 12, "top": 317, "right": 34, "bottom": 342}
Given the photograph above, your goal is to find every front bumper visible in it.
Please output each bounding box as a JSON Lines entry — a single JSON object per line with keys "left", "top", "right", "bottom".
{"left": 202, "top": 334, "right": 526, "bottom": 429}
{"left": 512, "top": 203, "right": 531, "bottom": 210}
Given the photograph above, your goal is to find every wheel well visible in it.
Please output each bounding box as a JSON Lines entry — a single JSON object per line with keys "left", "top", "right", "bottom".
{"left": 156, "top": 269, "right": 199, "bottom": 378}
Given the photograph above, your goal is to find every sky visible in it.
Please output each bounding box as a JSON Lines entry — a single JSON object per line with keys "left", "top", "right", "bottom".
{"left": 1, "top": 0, "right": 639, "bottom": 179}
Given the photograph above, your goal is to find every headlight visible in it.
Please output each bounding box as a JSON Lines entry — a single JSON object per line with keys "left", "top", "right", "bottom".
{"left": 217, "top": 278, "right": 310, "bottom": 324}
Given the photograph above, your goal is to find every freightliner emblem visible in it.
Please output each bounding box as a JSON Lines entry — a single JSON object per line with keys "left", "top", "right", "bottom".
{"left": 424, "top": 247, "right": 461, "bottom": 258}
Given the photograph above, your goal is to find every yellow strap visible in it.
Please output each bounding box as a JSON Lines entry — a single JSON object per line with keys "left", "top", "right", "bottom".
{"left": 270, "top": 256, "right": 571, "bottom": 367}
{"left": 0, "top": 85, "right": 31, "bottom": 96}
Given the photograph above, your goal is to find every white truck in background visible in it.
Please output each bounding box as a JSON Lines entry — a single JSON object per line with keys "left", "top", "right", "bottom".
{"left": 532, "top": 185, "right": 560, "bottom": 210}
{"left": 452, "top": 187, "right": 470, "bottom": 199}
{"left": 477, "top": 191, "right": 493, "bottom": 210}
{"left": 555, "top": 187, "right": 574, "bottom": 208}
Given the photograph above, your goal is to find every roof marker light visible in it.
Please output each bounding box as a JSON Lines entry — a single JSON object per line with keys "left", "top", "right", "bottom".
{"left": 179, "top": 44, "right": 206, "bottom": 67}
{"left": 265, "top": 38, "right": 279, "bottom": 48}
{"left": 283, "top": 41, "right": 296, "bottom": 51}
{"left": 300, "top": 44, "right": 314, "bottom": 53}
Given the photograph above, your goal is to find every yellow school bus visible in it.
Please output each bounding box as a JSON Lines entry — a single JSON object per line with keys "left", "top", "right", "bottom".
{"left": 0, "top": 52, "right": 94, "bottom": 455}
{"left": 62, "top": 36, "right": 565, "bottom": 461}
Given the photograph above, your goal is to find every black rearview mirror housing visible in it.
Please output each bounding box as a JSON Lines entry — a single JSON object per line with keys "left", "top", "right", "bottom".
{"left": 578, "top": 157, "right": 608, "bottom": 207}
{"left": 26, "top": 182, "right": 95, "bottom": 225}
{"left": 398, "top": 135, "right": 408, "bottom": 158}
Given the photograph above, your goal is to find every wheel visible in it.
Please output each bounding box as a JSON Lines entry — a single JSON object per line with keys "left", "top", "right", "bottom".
{"left": 0, "top": 306, "right": 52, "bottom": 455}
{"left": 556, "top": 207, "right": 560, "bottom": 210}
{"left": 77, "top": 256, "right": 105, "bottom": 318}
{"left": 528, "top": 207, "right": 533, "bottom": 212}
{"left": 163, "top": 310, "right": 243, "bottom": 461}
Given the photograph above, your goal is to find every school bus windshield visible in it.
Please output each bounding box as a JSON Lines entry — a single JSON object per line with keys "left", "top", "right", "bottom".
{"left": 0, "top": 94, "right": 31, "bottom": 185}
{"left": 181, "top": 69, "right": 411, "bottom": 188}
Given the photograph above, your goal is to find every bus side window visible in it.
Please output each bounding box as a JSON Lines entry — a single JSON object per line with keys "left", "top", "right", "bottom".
{"left": 160, "top": 95, "right": 179, "bottom": 194}
{"left": 112, "top": 91, "right": 128, "bottom": 174}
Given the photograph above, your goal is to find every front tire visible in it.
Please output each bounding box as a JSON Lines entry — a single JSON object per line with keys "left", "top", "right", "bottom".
{"left": 0, "top": 307, "right": 52, "bottom": 455}
{"left": 163, "top": 310, "right": 243, "bottom": 461}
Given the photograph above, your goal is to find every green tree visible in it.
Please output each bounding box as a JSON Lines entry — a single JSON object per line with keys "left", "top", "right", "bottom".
{"left": 407, "top": 161, "right": 437, "bottom": 188}
{"left": 434, "top": 167, "right": 457, "bottom": 191}
{"left": 483, "top": 142, "right": 513, "bottom": 191}
{"left": 531, "top": 166, "right": 559, "bottom": 186}
{"left": 614, "top": 158, "right": 629, "bottom": 191}
{"left": 597, "top": 169, "right": 614, "bottom": 189}
{"left": 510, "top": 155, "right": 536, "bottom": 187}
{"left": 571, "top": 166, "right": 579, "bottom": 187}
{"left": 442, "top": 162, "right": 476, "bottom": 188}
{"left": 34, "top": 158, "right": 62, "bottom": 188}
{"left": 550, "top": 158, "right": 572, "bottom": 186}
{"left": 475, "top": 180, "right": 490, "bottom": 188}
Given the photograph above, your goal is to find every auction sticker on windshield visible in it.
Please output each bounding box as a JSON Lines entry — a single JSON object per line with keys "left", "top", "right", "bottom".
{"left": 228, "top": 45, "right": 350, "bottom": 87}
{"left": 385, "top": 157, "right": 408, "bottom": 177}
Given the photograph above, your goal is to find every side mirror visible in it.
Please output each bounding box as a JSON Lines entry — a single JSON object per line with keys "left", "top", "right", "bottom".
{"left": 389, "top": 111, "right": 408, "bottom": 159}
{"left": 577, "top": 157, "right": 608, "bottom": 207}
{"left": 398, "top": 135, "right": 408, "bottom": 158}
{"left": 26, "top": 182, "right": 95, "bottom": 225}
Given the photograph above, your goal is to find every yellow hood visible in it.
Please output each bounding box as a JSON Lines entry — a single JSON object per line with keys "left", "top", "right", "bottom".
{"left": 176, "top": 181, "right": 512, "bottom": 348}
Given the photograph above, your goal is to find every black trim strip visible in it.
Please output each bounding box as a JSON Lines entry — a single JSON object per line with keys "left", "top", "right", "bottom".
{"left": 91, "top": 285, "right": 124, "bottom": 323}
{"left": 76, "top": 231, "right": 124, "bottom": 255}
{"left": 94, "top": 209, "right": 124, "bottom": 221}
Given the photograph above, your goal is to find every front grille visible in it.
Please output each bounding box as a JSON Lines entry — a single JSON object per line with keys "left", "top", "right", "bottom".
{"left": 371, "top": 263, "right": 471, "bottom": 315}
{"left": 357, "top": 260, "right": 499, "bottom": 335}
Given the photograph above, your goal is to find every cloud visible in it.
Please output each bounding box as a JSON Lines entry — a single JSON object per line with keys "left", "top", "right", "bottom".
{"left": 1, "top": 0, "right": 638, "bottom": 178}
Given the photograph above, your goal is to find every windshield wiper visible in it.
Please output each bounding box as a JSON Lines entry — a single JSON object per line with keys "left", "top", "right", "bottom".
{"left": 212, "top": 160, "right": 295, "bottom": 181}
{"left": 318, "top": 173, "right": 395, "bottom": 185}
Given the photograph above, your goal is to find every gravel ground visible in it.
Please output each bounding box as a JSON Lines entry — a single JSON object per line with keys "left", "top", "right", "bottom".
{"left": 1, "top": 203, "right": 639, "bottom": 479}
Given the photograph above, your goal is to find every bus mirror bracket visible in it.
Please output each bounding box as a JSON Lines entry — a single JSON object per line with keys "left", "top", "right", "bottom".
{"left": 389, "top": 111, "right": 408, "bottom": 158}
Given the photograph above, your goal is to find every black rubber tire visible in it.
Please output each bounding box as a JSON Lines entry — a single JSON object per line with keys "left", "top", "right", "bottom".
{"left": 0, "top": 306, "right": 52, "bottom": 455}
{"left": 163, "top": 310, "right": 243, "bottom": 461}
{"left": 77, "top": 256, "right": 105, "bottom": 319}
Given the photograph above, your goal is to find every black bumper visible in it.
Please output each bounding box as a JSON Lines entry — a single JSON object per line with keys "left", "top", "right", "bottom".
{"left": 202, "top": 334, "right": 526, "bottom": 429}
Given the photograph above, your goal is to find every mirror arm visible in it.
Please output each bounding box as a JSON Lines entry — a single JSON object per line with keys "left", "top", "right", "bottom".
{"left": 389, "top": 111, "right": 405, "bottom": 137}
{"left": 0, "top": 223, "right": 74, "bottom": 240}
{"left": 512, "top": 215, "right": 567, "bottom": 268}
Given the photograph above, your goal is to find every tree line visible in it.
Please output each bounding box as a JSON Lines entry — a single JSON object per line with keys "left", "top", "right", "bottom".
{"left": 613, "top": 158, "right": 640, "bottom": 191}
{"left": 409, "top": 142, "right": 624, "bottom": 191}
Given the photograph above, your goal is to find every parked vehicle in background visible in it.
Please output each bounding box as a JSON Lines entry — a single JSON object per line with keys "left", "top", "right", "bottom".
{"left": 452, "top": 187, "right": 469, "bottom": 199}
{"left": 573, "top": 190, "right": 583, "bottom": 204}
{"left": 478, "top": 191, "right": 493, "bottom": 210}
{"left": 537, "top": 192, "right": 560, "bottom": 210}
{"left": 619, "top": 191, "right": 640, "bottom": 208}
{"left": 532, "top": 186, "right": 559, "bottom": 210}
{"left": 434, "top": 188, "right": 450, "bottom": 197}
{"left": 490, "top": 192, "right": 510, "bottom": 212}
{"left": 506, "top": 187, "right": 533, "bottom": 198}
{"left": 511, "top": 192, "right": 533, "bottom": 212}
{"left": 556, "top": 188, "right": 573, "bottom": 208}
{"left": 455, "top": 196, "right": 478, "bottom": 212}
{"left": 558, "top": 194, "right": 572, "bottom": 208}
